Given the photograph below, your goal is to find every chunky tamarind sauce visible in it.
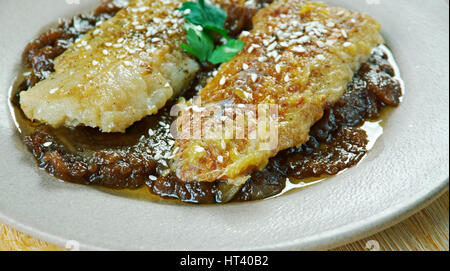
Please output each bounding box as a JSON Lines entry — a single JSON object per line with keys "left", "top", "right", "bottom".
{"left": 10, "top": 0, "right": 402, "bottom": 204}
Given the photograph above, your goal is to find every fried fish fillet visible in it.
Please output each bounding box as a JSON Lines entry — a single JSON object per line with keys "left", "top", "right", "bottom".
{"left": 172, "top": 0, "right": 384, "bottom": 183}
{"left": 20, "top": 0, "right": 199, "bottom": 133}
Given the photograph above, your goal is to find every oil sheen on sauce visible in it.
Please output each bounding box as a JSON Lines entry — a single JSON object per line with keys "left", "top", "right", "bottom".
{"left": 8, "top": 0, "right": 404, "bottom": 204}
{"left": 271, "top": 45, "right": 404, "bottom": 200}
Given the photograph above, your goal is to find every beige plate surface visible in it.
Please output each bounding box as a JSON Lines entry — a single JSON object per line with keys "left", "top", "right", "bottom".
{"left": 0, "top": 0, "right": 448, "bottom": 250}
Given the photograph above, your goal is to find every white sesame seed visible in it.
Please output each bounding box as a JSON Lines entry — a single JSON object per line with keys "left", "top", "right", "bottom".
{"left": 275, "top": 64, "right": 281, "bottom": 73}
{"left": 316, "top": 40, "right": 326, "bottom": 48}
{"left": 251, "top": 73, "right": 258, "bottom": 82}
{"left": 149, "top": 175, "right": 157, "bottom": 181}
{"left": 267, "top": 51, "right": 278, "bottom": 59}
{"left": 292, "top": 46, "right": 306, "bottom": 53}
{"left": 290, "top": 31, "right": 303, "bottom": 39}
{"left": 220, "top": 77, "right": 227, "bottom": 85}
{"left": 160, "top": 160, "right": 168, "bottom": 167}
{"left": 267, "top": 42, "right": 277, "bottom": 51}
{"left": 217, "top": 156, "right": 224, "bottom": 163}
{"left": 49, "top": 88, "right": 58, "bottom": 94}
{"left": 243, "top": 63, "right": 249, "bottom": 70}
{"left": 92, "top": 60, "right": 99, "bottom": 65}
{"left": 183, "top": 9, "right": 191, "bottom": 15}
{"left": 137, "top": 6, "right": 148, "bottom": 12}
{"left": 343, "top": 42, "right": 352, "bottom": 47}
{"left": 241, "top": 31, "right": 250, "bottom": 37}
{"left": 153, "top": 153, "right": 162, "bottom": 160}
{"left": 341, "top": 29, "right": 348, "bottom": 39}
{"left": 43, "top": 142, "right": 52, "bottom": 147}
{"left": 258, "top": 56, "right": 268, "bottom": 62}
{"left": 297, "top": 36, "right": 310, "bottom": 43}
{"left": 102, "top": 49, "right": 108, "bottom": 55}
{"left": 264, "top": 37, "right": 275, "bottom": 46}
{"left": 195, "top": 146, "right": 205, "bottom": 153}
{"left": 326, "top": 40, "right": 335, "bottom": 46}
{"left": 284, "top": 74, "right": 290, "bottom": 82}
{"left": 279, "top": 23, "right": 288, "bottom": 30}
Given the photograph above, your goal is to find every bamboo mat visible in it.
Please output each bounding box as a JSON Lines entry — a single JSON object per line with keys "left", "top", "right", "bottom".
{"left": 1, "top": 191, "right": 448, "bottom": 251}
{"left": 335, "top": 191, "right": 449, "bottom": 251}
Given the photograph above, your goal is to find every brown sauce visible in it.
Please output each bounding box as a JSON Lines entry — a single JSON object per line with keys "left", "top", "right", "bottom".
{"left": 9, "top": 1, "right": 403, "bottom": 204}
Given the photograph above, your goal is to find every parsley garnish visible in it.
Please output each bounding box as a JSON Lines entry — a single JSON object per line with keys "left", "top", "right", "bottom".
{"left": 181, "top": 23, "right": 214, "bottom": 62}
{"left": 208, "top": 39, "right": 245, "bottom": 64}
{"left": 179, "top": 0, "right": 244, "bottom": 64}
{"left": 179, "top": 0, "right": 227, "bottom": 33}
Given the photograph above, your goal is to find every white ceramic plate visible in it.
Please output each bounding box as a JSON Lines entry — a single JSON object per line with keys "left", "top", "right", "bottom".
{"left": 0, "top": 0, "right": 448, "bottom": 251}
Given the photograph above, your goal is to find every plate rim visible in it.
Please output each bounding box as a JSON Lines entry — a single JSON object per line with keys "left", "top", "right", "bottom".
{"left": 0, "top": 0, "right": 449, "bottom": 251}
{"left": 0, "top": 179, "right": 447, "bottom": 250}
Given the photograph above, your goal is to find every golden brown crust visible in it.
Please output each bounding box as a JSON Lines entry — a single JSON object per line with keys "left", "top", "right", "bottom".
{"left": 172, "top": 0, "right": 384, "bottom": 183}
{"left": 20, "top": 0, "right": 197, "bottom": 133}
{"left": 19, "top": 0, "right": 253, "bottom": 133}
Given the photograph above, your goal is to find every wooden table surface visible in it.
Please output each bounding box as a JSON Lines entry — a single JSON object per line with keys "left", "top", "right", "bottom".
{"left": 1, "top": 190, "right": 448, "bottom": 251}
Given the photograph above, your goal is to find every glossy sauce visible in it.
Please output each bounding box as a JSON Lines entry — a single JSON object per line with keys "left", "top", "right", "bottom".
{"left": 9, "top": 1, "right": 403, "bottom": 204}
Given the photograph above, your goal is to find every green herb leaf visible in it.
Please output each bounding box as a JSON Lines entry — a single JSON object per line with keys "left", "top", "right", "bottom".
{"left": 181, "top": 25, "right": 214, "bottom": 62}
{"left": 208, "top": 39, "right": 245, "bottom": 64}
{"left": 179, "top": 0, "right": 227, "bottom": 31}
{"left": 206, "top": 25, "right": 229, "bottom": 38}
{"left": 179, "top": 0, "right": 244, "bottom": 64}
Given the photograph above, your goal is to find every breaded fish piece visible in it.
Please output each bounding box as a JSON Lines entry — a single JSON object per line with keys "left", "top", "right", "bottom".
{"left": 172, "top": 0, "right": 384, "bottom": 183}
{"left": 20, "top": 0, "right": 199, "bottom": 133}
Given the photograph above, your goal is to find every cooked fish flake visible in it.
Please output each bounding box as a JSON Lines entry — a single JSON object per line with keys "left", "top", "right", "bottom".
{"left": 172, "top": 0, "right": 384, "bottom": 183}
{"left": 20, "top": 0, "right": 199, "bottom": 133}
